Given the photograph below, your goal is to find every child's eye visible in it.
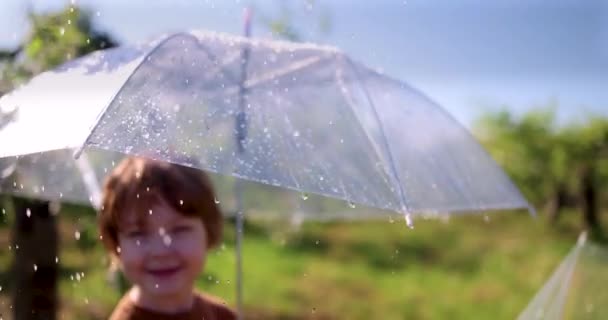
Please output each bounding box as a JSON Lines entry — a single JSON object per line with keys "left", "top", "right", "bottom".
{"left": 126, "top": 230, "right": 144, "bottom": 238}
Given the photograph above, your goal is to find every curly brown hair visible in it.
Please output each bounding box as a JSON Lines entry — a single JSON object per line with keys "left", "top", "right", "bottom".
{"left": 98, "top": 156, "right": 223, "bottom": 256}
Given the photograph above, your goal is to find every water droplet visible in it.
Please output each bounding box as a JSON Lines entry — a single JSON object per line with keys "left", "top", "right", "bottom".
{"left": 484, "top": 215, "right": 490, "bottom": 223}
{"left": 163, "top": 235, "right": 172, "bottom": 246}
{"left": 388, "top": 216, "right": 395, "bottom": 224}
{"left": 293, "top": 131, "right": 300, "bottom": 137}
{"left": 2, "top": 208, "right": 5, "bottom": 215}
{"left": 179, "top": 199, "right": 184, "bottom": 206}
{"left": 136, "top": 240, "right": 141, "bottom": 246}
{"left": 159, "top": 227, "right": 166, "bottom": 235}
{"left": 116, "top": 246, "right": 121, "bottom": 253}
{"left": 33, "top": 264, "right": 37, "bottom": 271}
{"left": 74, "top": 231, "right": 81, "bottom": 240}
{"left": 319, "top": 175, "right": 324, "bottom": 181}
{"left": 0, "top": 285, "right": 2, "bottom": 291}
{"left": 301, "top": 193, "right": 309, "bottom": 200}
{"left": 347, "top": 201, "right": 356, "bottom": 209}
{"left": 59, "top": 27, "right": 65, "bottom": 36}
{"left": 214, "top": 198, "right": 220, "bottom": 204}
{"left": 55, "top": 256, "right": 59, "bottom": 264}
{"left": 76, "top": 273, "right": 81, "bottom": 281}
{"left": 155, "top": 284, "right": 159, "bottom": 289}
{"left": 26, "top": 208, "right": 31, "bottom": 217}
{"left": 315, "top": 240, "right": 319, "bottom": 245}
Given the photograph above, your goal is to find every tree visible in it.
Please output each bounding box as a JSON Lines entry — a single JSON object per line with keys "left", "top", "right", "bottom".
{"left": 0, "top": 5, "right": 118, "bottom": 320}
{"left": 474, "top": 107, "right": 607, "bottom": 238}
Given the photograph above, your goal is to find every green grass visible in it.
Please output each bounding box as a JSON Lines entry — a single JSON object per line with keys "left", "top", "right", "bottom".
{"left": 0, "top": 202, "right": 603, "bottom": 319}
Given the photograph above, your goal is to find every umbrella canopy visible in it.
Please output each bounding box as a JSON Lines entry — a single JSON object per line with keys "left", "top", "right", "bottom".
{"left": 0, "top": 30, "right": 531, "bottom": 222}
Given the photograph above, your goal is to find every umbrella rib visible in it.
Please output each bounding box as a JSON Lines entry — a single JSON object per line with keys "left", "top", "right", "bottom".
{"left": 354, "top": 66, "right": 531, "bottom": 214}
{"left": 256, "top": 95, "right": 303, "bottom": 191}
{"left": 334, "top": 65, "right": 397, "bottom": 202}
{"left": 73, "top": 33, "right": 193, "bottom": 159}
{"left": 343, "top": 57, "right": 412, "bottom": 221}
{"left": 207, "top": 55, "right": 329, "bottom": 100}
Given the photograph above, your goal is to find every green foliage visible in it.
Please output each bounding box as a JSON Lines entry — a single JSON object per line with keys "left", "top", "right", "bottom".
{"left": 0, "top": 5, "right": 118, "bottom": 89}
{"left": 474, "top": 107, "right": 607, "bottom": 234}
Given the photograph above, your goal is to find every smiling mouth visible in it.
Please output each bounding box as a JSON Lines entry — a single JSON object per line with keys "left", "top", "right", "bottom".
{"left": 146, "top": 266, "right": 182, "bottom": 277}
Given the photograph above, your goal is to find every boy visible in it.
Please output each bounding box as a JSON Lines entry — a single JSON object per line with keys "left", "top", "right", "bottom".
{"left": 98, "top": 156, "right": 236, "bottom": 319}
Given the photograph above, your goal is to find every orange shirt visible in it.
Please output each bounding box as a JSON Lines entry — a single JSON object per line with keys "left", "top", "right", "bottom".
{"left": 108, "top": 291, "right": 237, "bottom": 320}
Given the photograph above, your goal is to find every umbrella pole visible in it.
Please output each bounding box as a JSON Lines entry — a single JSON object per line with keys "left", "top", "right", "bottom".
{"left": 234, "top": 7, "right": 252, "bottom": 319}
{"left": 235, "top": 180, "right": 245, "bottom": 319}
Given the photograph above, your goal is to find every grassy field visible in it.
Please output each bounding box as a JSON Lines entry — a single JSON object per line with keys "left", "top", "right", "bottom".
{"left": 0, "top": 201, "right": 603, "bottom": 319}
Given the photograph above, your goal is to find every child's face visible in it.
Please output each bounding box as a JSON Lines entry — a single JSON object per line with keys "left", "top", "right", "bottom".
{"left": 116, "top": 198, "right": 208, "bottom": 300}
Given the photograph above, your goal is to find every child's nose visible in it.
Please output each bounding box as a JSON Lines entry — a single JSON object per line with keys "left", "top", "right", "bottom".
{"left": 148, "top": 230, "right": 174, "bottom": 254}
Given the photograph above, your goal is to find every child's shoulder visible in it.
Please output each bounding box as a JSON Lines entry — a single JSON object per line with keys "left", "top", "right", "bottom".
{"left": 195, "top": 291, "right": 238, "bottom": 319}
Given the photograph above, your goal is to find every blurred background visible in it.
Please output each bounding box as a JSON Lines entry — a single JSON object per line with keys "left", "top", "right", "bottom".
{"left": 0, "top": 0, "right": 606, "bottom": 319}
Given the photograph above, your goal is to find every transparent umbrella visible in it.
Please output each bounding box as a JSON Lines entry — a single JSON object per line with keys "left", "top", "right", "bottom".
{"left": 0, "top": 29, "right": 532, "bottom": 317}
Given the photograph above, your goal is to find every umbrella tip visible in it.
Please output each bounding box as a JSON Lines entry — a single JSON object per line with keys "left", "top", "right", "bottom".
{"left": 404, "top": 213, "right": 414, "bottom": 229}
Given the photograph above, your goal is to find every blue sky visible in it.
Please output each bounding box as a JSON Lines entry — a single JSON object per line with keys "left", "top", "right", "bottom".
{"left": 1, "top": 0, "right": 606, "bottom": 127}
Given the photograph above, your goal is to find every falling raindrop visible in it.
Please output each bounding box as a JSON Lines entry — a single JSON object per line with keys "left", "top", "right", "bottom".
{"left": 33, "top": 264, "right": 37, "bottom": 271}
{"left": 347, "top": 201, "right": 356, "bottom": 209}
{"left": 214, "top": 198, "right": 221, "bottom": 204}
{"left": 149, "top": 209, "right": 153, "bottom": 215}
{"left": 116, "top": 246, "right": 121, "bottom": 254}
{"left": 74, "top": 231, "right": 81, "bottom": 240}
{"left": 484, "top": 215, "right": 491, "bottom": 223}
{"left": 301, "top": 193, "right": 309, "bottom": 200}
{"left": 55, "top": 256, "right": 59, "bottom": 264}
{"left": 2, "top": 208, "right": 5, "bottom": 215}
{"left": 59, "top": 27, "right": 65, "bottom": 36}
{"left": 155, "top": 284, "right": 159, "bottom": 289}
{"left": 293, "top": 131, "right": 300, "bottom": 137}
{"left": 26, "top": 208, "right": 31, "bottom": 218}
{"left": 179, "top": 200, "right": 184, "bottom": 206}
{"left": 388, "top": 216, "right": 395, "bottom": 224}
{"left": 319, "top": 176, "right": 324, "bottom": 181}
